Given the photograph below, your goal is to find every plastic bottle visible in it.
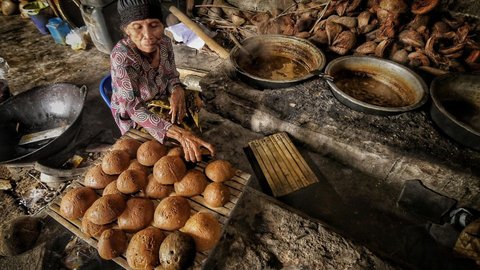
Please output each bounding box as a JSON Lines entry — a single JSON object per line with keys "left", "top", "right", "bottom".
{"left": 0, "top": 57, "right": 11, "bottom": 103}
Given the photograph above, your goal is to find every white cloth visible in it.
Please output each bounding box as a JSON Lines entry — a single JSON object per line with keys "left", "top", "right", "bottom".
{"left": 165, "top": 23, "right": 205, "bottom": 50}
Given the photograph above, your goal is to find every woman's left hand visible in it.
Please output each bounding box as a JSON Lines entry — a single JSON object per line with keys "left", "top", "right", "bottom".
{"left": 166, "top": 125, "right": 216, "bottom": 162}
{"left": 169, "top": 86, "right": 186, "bottom": 124}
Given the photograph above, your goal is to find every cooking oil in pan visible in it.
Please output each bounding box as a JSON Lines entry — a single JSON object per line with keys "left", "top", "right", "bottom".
{"left": 334, "top": 70, "right": 415, "bottom": 107}
{"left": 240, "top": 55, "right": 310, "bottom": 81}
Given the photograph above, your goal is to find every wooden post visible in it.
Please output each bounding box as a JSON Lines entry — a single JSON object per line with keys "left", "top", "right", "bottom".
{"left": 168, "top": 5, "right": 230, "bottom": 59}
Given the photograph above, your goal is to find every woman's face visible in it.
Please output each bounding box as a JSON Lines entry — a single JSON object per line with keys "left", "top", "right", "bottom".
{"left": 125, "top": 18, "right": 164, "bottom": 54}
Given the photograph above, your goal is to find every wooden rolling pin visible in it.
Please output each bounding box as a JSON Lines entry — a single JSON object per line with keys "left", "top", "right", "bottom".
{"left": 168, "top": 5, "right": 230, "bottom": 59}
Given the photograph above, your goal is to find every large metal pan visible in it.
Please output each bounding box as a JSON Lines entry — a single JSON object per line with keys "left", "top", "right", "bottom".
{"left": 230, "top": 35, "right": 326, "bottom": 89}
{"left": 430, "top": 73, "right": 480, "bottom": 150}
{"left": 0, "top": 83, "right": 87, "bottom": 164}
{"left": 325, "top": 56, "right": 428, "bottom": 115}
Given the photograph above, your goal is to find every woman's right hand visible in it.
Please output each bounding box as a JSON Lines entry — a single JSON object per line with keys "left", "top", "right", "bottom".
{"left": 166, "top": 125, "right": 215, "bottom": 163}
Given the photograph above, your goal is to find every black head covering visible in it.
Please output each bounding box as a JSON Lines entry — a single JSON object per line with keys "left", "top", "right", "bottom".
{"left": 117, "top": 0, "right": 163, "bottom": 27}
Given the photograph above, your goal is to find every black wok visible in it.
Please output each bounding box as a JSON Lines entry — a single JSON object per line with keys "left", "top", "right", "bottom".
{"left": 0, "top": 83, "right": 87, "bottom": 164}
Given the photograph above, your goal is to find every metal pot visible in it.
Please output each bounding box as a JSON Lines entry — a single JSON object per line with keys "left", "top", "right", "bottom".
{"left": 430, "top": 73, "right": 480, "bottom": 150}
{"left": 230, "top": 35, "right": 326, "bottom": 89}
{"left": 0, "top": 83, "right": 87, "bottom": 164}
{"left": 325, "top": 56, "right": 428, "bottom": 115}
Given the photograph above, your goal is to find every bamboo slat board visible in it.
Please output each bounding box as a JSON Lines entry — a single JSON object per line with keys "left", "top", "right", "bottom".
{"left": 47, "top": 129, "right": 251, "bottom": 270}
{"left": 248, "top": 132, "right": 318, "bottom": 197}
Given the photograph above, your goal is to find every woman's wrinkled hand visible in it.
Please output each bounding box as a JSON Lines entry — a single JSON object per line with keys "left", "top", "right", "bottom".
{"left": 169, "top": 86, "right": 186, "bottom": 124}
{"left": 166, "top": 125, "right": 215, "bottom": 163}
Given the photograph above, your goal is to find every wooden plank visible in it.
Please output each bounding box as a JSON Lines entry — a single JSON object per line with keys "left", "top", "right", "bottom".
{"left": 125, "top": 129, "right": 153, "bottom": 141}
{"left": 274, "top": 133, "right": 318, "bottom": 185}
{"left": 268, "top": 135, "right": 310, "bottom": 188}
{"left": 264, "top": 136, "right": 301, "bottom": 192}
{"left": 248, "top": 140, "right": 284, "bottom": 197}
{"left": 248, "top": 133, "right": 319, "bottom": 197}
{"left": 257, "top": 139, "right": 294, "bottom": 196}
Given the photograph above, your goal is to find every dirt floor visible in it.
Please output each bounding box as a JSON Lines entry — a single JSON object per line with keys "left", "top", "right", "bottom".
{"left": 0, "top": 13, "right": 479, "bottom": 270}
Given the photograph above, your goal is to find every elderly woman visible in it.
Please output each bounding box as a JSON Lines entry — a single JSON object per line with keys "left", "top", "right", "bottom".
{"left": 110, "top": 0, "right": 215, "bottom": 162}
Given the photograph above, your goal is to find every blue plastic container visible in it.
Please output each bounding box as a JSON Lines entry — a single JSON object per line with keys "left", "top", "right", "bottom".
{"left": 46, "top": 18, "right": 71, "bottom": 45}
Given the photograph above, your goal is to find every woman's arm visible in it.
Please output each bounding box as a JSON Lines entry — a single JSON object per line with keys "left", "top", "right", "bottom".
{"left": 162, "top": 37, "right": 187, "bottom": 124}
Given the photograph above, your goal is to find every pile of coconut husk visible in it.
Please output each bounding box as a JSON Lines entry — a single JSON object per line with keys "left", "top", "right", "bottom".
{"left": 195, "top": 0, "right": 480, "bottom": 75}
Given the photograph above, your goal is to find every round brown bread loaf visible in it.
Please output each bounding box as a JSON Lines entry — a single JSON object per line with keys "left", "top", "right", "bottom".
{"left": 102, "top": 180, "right": 123, "bottom": 196}
{"left": 127, "top": 159, "right": 150, "bottom": 175}
{"left": 97, "top": 229, "right": 128, "bottom": 260}
{"left": 136, "top": 140, "right": 167, "bottom": 166}
{"left": 203, "top": 182, "right": 230, "bottom": 207}
{"left": 60, "top": 187, "right": 97, "bottom": 219}
{"left": 167, "top": 147, "right": 184, "bottom": 158}
{"left": 116, "top": 169, "right": 147, "bottom": 194}
{"left": 84, "top": 194, "right": 126, "bottom": 225}
{"left": 153, "top": 196, "right": 190, "bottom": 231}
{"left": 174, "top": 170, "right": 208, "bottom": 197}
{"left": 117, "top": 198, "right": 154, "bottom": 233}
{"left": 84, "top": 164, "right": 117, "bottom": 189}
{"left": 112, "top": 138, "right": 142, "bottom": 159}
{"left": 181, "top": 212, "right": 221, "bottom": 252}
{"left": 153, "top": 156, "right": 186, "bottom": 185}
{"left": 102, "top": 150, "right": 130, "bottom": 175}
{"left": 204, "top": 160, "right": 235, "bottom": 183}
{"left": 126, "top": 227, "right": 165, "bottom": 270}
{"left": 159, "top": 231, "right": 196, "bottom": 270}
{"left": 81, "top": 217, "right": 113, "bottom": 237}
{"left": 143, "top": 174, "right": 173, "bottom": 199}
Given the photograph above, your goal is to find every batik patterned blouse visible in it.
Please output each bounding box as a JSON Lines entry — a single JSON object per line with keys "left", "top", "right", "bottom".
{"left": 110, "top": 36, "right": 182, "bottom": 143}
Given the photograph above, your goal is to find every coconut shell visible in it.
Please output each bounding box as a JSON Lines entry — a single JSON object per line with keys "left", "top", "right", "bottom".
{"left": 97, "top": 229, "right": 128, "bottom": 260}
{"left": 167, "top": 147, "right": 184, "bottom": 158}
{"left": 159, "top": 231, "right": 196, "bottom": 270}
{"left": 81, "top": 217, "right": 113, "bottom": 238}
{"left": 203, "top": 182, "right": 230, "bottom": 208}
{"left": 137, "top": 140, "right": 167, "bottom": 166}
{"left": 142, "top": 174, "right": 173, "bottom": 199}
{"left": 116, "top": 169, "right": 147, "bottom": 194}
{"left": 153, "top": 156, "right": 186, "bottom": 185}
{"left": 102, "top": 180, "right": 123, "bottom": 196}
{"left": 60, "top": 187, "right": 97, "bottom": 219}
{"left": 113, "top": 138, "right": 142, "bottom": 159}
{"left": 84, "top": 164, "right": 117, "bottom": 189}
{"left": 102, "top": 150, "right": 130, "bottom": 175}
{"left": 84, "top": 194, "right": 126, "bottom": 225}
{"left": 127, "top": 159, "right": 150, "bottom": 175}
{"left": 0, "top": 216, "right": 42, "bottom": 256}
{"left": 117, "top": 198, "right": 154, "bottom": 233}
{"left": 153, "top": 196, "right": 190, "bottom": 231}
{"left": 181, "top": 212, "right": 222, "bottom": 252}
{"left": 204, "top": 160, "right": 235, "bottom": 183}
{"left": 126, "top": 227, "right": 165, "bottom": 270}
{"left": 174, "top": 170, "right": 208, "bottom": 197}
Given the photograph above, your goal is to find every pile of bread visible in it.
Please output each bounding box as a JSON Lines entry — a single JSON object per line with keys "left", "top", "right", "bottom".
{"left": 59, "top": 138, "right": 236, "bottom": 270}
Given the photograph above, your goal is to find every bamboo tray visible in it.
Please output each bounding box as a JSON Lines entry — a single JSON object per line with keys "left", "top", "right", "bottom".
{"left": 248, "top": 132, "right": 318, "bottom": 197}
{"left": 46, "top": 129, "right": 251, "bottom": 269}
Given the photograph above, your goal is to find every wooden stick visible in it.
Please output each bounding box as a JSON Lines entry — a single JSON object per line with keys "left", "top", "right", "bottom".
{"left": 169, "top": 6, "right": 230, "bottom": 59}
{"left": 195, "top": 4, "right": 240, "bottom": 10}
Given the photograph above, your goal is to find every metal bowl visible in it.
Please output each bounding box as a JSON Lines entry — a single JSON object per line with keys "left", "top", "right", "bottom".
{"left": 430, "top": 73, "right": 480, "bottom": 150}
{"left": 325, "top": 56, "right": 428, "bottom": 115}
{"left": 230, "top": 35, "right": 326, "bottom": 89}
